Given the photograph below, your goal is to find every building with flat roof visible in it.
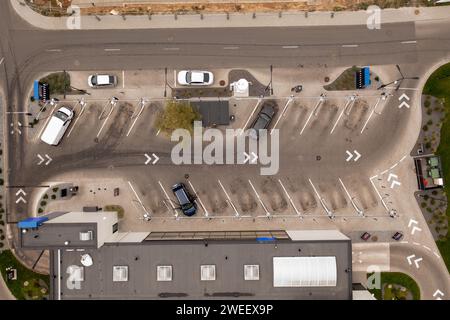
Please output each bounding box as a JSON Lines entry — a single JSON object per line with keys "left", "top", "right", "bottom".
{"left": 19, "top": 212, "right": 353, "bottom": 300}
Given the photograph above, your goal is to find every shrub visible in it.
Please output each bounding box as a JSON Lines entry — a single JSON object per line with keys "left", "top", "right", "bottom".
{"left": 51, "top": 195, "right": 56, "bottom": 200}
{"left": 38, "top": 208, "right": 43, "bottom": 214}
{"left": 43, "top": 194, "right": 48, "bottom": 200}
{"left": 52, "top": 187, "right": 59, "bottom": 193}
{"left": 424, "top": 100, "right": 431, "bottom": 108}
{"left": 40, "top": 201, "right": 47, "bottom": 207}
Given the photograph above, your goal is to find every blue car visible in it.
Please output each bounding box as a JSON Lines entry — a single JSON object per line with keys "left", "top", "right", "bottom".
{"left": 172, "top": 183, "right": 197, "bottom": 216}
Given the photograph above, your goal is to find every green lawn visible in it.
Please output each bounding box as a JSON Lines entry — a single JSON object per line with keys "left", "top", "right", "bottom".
{"left": 423, "top": 63, "right": 450, "bottom": 272}
{"left": 0, "top": 250, "right": 50, "bottom": 300}
{"left": 367, "top": 272, "right": 420, "bottom": 300}
{"left": 39, "top": 72, "right": 71, "bottom": 96}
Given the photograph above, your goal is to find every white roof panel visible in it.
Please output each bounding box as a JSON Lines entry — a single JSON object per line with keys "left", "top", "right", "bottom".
{"left": 273, "top": 256, "right": 337, "bottom": 287}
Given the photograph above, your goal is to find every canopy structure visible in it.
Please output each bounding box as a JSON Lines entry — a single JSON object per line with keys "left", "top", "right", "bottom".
{"left": 273, "top": 256, "right": 337, "bottom": 287}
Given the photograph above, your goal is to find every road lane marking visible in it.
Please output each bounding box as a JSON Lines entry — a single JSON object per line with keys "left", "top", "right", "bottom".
{"left": 239, "top": 98, "right": 262, "bottom": 135}
{"left": 187, "top": 181, "right": 209, "bottom": 217}
{"left": 282, "top": 45, "right": 299, "bottom": 49}
{"left": 45, "top": 49, "right": 62, "bottom": 52}
{"left": 104, "top": 48, "right": 121, "bottom": 51}
{"left": 0, "top": 57, "right": 4, "bottom": 65}
{"left": 278, "top": 179, "right": 301, "bottom": 216}
{"left": 271, "top": 97, "right": 293, "bottom": 134}
{"left": 164, "top": 47, "right": 180, "bottom": 51}
{"left": 401, "top": 40, "right": 417, "bottom": 44}
{"left": 218, "top": 179, "right": 239, "bottom": 217}
{"left": 122, "top": 70, "right": 125, "bottom": 89}
{"left": 248, "top": 179, "right": 270, "bottom": 216}
{"left": 342, "top": 44, "right": 359, "bottom": 48}
{"left": 223, "top": 46, "right": 239, "bottom": 50}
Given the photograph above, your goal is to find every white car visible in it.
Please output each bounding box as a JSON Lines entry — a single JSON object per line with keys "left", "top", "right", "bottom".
{"left": 88, "top": 74, "right": 118, "bottom": 88}
{"left": 40, "top": 107, "right": 74, "bottom": 146}
{"left": 177, "top": 70, "right": 214, "bottom": 86}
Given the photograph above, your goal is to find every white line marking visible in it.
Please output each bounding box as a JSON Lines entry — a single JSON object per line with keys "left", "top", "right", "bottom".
{"left": 360, "top": 97, "right": 380, "bottom": 134}
{"left": 299, "top": 108, "right": 315, "bottom": 135}
{"left": 223, "top": 46, "right": 239, "bottom": 50}
{"left": 369, "top": 178, "right": 390, "bottom": 213}
{"left": 104, "top": 48, "right": 121, "bottom": 51}
{"left": 413, "top": 242, "right": 421, "bottom": 246}
{"left": 248, "top": 179, "right": 270, "bottom": 216}
{"left": 278, "top": 179, "right": 301, "bottom": 216}
{"left": 401, "top": 40, "right": 417, "bottom": 44}
{"left": 122, "top": 70, "right": 125, "bottom": 89}
{"left": 57, "top": 250, "right": 61, "bottom": 300}
{"left": 126, "top": 101, "right": 146, "bottom": 137}
{"left": 67, "top": 102, "right": 87, "bottom": 138}
{"left": 271, "top": 97, "right": 293, "bottom": 134}
{"left": 239, "top": 99, "right": 262, "bottom": 134}
{"left": 156, "top": 128, "right": 161, "bottom": 136}
{"left": 96, "top": 105, "right": 115, "bottom": 138}
{"left": 0, "top": 57, "right": 4, "bottom": 65}
{"left": 164, "top": 47, "right": 180, "bottom": 51}
{"left": 158, "top": 181, "right": 178, "bottom": 217}
{"left": 342, "top": 44, "right": 359, "bottom": 48}
{"left": 423, "top": 245, "right": 431, "bottom": 251}
{"left": 282, "top": 45, "right": 299, "bottom": 49}
{"left": 45, "top": 49, "right": 62, "bottom": 52}
{"left": 187, "top": 181, "right": 209, "bottom": 217}
{"left": 127, "top": 181, "right": 148, "bottom": 215}
{"left": 330, "top": 100, "right": 350, "bottom": 134}
{"left": 434, "top": 252, "right": 441, "bottom": 258}
{"left": 218, "top": 179, "right": 239, "bottom": 217}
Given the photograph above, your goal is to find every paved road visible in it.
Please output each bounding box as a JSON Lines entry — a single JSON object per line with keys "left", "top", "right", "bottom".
{"left": 0, "top": 0, "right": 449, "bottom": 299}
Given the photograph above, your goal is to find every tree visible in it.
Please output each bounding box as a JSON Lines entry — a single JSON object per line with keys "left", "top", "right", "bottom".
{"left": 155, "top": 100, "right": 201, "bottom": 136}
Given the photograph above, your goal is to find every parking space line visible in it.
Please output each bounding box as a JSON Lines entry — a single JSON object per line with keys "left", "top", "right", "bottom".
{"left": 218, "top": 179, "right": 239, "bottom": 217}
{"left": 278, "top": 179, "right": 301, "bottom": 216}
{"left": 308, "top": 179, "right": 334, "bottom": 218}
{"left": 126, "top": 100, "right": 146, "bottom": 137}
{"left": 96, "top": 104, "right": 115, "bottom": 138}
{"left": 127, "top": 181, "right": 150, "bottom": 217}
{"left": 239, "top": 98, "right": 262, "bottom": 135}
{"left": 360, "top": 97, "right": 381, "bottom": 134}
{"left": 330, "top": 98, "right": 353, "bottom": 134}
{"left": 299, "top": 108, "right": 315, "bottom": 135}
{"left": 248, "top": 179, "right": 270, "bottom": 217}
{"left": 187, "top": 181, "right": 209, "bottom": 217}
{"left": 271, "top": 97, "right": 293, "bottom": 134}
{"left": 36, "top": 103, "right": 58, "bottom": 140}
{"left": 67, "top": 101, "right": 87, "bottom": 138}
{"left": 338, "top": 178, "right": 364, "bottom": 216}
{"left": 0, "top": 57, "right": 5, "bottom": 66}
{"left": 300, "top": 96, "right": 324, "bottom": 135}
{"left": 369, "top": 177, "right": 390, "bottom": 213}
{"left": 122, "top": 70, "right": 125, "bottom": 89}
{"left": 158, "top": 181, "right": 178, "bottom": 217}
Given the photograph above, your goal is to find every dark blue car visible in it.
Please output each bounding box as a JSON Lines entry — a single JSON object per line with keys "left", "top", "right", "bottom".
{"left": 172, "top": 183, "right": 197, "bottom": 216}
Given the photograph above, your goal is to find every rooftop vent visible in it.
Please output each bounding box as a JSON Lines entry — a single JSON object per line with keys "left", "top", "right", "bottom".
{"left": 157, "top": 266, "right": 173, "bottom": 282}
{"left": 79, "top": 231, "right": 93, "bottom": 241}
{"left": 200, "top": 265, "right": 216, "bottom": 281}
{"left": 113, "top": 266, "right": 129, "bottom": 282}
{"left": 67, "top": 265, "right": 84, "bottom": 282}
{"left": 244, "top": 265, "right": 260, "bottom": 281}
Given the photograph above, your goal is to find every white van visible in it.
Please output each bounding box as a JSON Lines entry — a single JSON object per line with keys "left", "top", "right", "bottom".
{"left": 40, "top": 107, "right": 74, "bottom": 146}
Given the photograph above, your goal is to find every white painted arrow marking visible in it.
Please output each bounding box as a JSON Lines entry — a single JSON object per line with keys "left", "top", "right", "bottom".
{"left": 16, "top": 189, "right": 27, "bottom": 196}
{"left": 398, "top": 93, "right": 410, "bottom": 101}
{"left": 399, "top": 101, "right": 410, "bottom": 109}
{"left": 433, "top": 289, "right": 444, "bottom": 300}
{"left": 251, "top": 152, "right": 258, "bottom": 164}
{"left": 406, "top": 254, "right": 415, "bottom": 265}
{"left": 243, "top": 152, "right": 250, "bottom": 164}
{"left": 144, "top": 153, "right": 152, "bottom": 165}
{"left": 408, "top": 219, "right": 418, "bottom": 228}
{"left": 353, "top": 150, "right": 361, "bottom": 161}
{"left": 37, "top": 154, "right": 45, "bottom": 165}
{"left": 410, "top": 226, "right": 422, "bottom": 235}
{"left": 406, "top": 255, "right": 422, "bottom": 269}
{"left": 45, "top": 154, "right": 52, "bottom": 166}
{"left": 346, "top": 150, "right": 353, "bottom": 162}
{"left": 390, "top": 180, "right": 401, "bottom": 189}
{"left": 16, "top": 197, "right": 26, "bottom": 204}
{"left": 152, "top": 153, "right": 159, "bottom": 165}
{"left": 387, "top": 173, "right": 398, "bottom": 182}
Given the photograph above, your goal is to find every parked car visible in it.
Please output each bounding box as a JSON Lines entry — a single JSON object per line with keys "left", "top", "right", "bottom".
{"left": 177, "top": 70, "right": 213, "bottom": 86}
{"left": 392, "top": 232, "right": 404, "bottom": 241}
{"left": 88, "top": 74, "right": 118, "bottom": 88}
{"left": 360, "top": 232, "right": 371, "bottom": 241}
{"left": 172, "top": 183, "right": 197, "bottom": 216}
{"left": 40, "top": 107, "right": 74, "bottom": 146}
{"left": 249, "top": 101, "right": 277, "bottom": 140}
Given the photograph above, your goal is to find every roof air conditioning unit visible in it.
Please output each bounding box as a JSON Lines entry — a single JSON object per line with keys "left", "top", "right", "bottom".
{"left": 79, "top": 231, "right": 93, "bottom": 241}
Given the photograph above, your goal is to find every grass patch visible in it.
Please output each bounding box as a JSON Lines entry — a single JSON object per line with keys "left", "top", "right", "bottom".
{"left": 39, "top": 72, "right": 71, "bottom": 96}
{"left": 0, "top": 250, "right": 50, "bottom": 300}
{"left": 155, "top": 100, "right": 201, "bottom": 136}
{"left": 367, "top": 272, "right": 420, "bottom": 300}
{"left": 423, "top": 62, "right": 450, "bottom": 272}
{"left": 104, "top": 205, "right": 125, "bottom": 219}
{"left": 324, "top": 66, "right": 360, "bottom": 91}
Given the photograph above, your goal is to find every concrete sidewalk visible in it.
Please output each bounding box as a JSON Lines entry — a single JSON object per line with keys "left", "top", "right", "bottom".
{"left": 11, "top": 0, "right": 450, "bottom": 30}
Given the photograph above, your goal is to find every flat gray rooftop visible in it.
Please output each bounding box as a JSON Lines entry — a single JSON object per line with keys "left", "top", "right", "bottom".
{"left": 51, "top": 238, "right": 352, "bottom": 300}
